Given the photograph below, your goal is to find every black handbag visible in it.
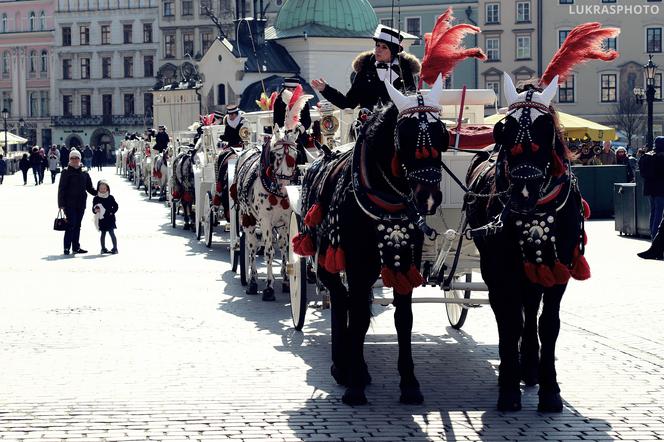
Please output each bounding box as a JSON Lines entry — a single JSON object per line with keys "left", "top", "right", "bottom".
{"left": 53, "top": 210, "right": 68, "bottom": 231}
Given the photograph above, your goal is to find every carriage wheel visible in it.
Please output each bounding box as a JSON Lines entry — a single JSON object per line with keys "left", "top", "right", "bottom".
{"left": 230, "top": 208, "right": 240, "bottom": 272}
{"left": 444, "top": 273, "right": 472, "bottom": 330}
{"left": 204, "top": 192, "right": 214, "bottom": 248}
{"left": 171, "top": 201, "right": 177, "bottom": 228}
{"left": 289, "top": 212, "right": 308, "bottom": 331}
{"left": 148, "top": 176, "right": 153, "bottom": 200}
{"left": 239, "top": 232, "right": 248, "bottom": 286}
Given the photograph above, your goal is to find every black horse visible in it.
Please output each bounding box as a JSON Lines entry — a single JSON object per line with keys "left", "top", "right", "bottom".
{"left": 293, "top": 77, "right": 448, "bottom": 405}
{"left": 465, "top": 77, "right": 590, "bottom": 412}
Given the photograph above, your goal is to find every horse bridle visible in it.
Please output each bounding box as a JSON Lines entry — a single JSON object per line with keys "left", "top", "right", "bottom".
{"left": 269, "top": 139, "right": 297, "bottom": 180}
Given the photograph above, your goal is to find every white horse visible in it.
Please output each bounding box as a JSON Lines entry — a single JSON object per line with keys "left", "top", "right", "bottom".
{"left": 152, "top": 150, "right": 169, "bottom": 200}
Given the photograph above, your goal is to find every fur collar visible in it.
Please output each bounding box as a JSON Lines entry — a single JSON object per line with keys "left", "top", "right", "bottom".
{"left": 352, "top": 51, "right": 421, "bottom": 75}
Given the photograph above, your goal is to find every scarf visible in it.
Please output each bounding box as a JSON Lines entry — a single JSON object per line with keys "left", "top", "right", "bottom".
{"left": 97, "top": 191, "right": 109, "bottom": 199}
{"left": 226, "top": 115, "right": 244, "bottom": 129}
{"left": 375, "top": 60, "right": 401, "bottom": 83}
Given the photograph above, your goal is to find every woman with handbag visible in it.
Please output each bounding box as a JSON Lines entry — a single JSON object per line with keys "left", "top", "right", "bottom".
{"left": 48, "top": 145, "right": 60, "bottom": 184}
{"left": 57, "top": 149, "right": 97, "bottom": 255}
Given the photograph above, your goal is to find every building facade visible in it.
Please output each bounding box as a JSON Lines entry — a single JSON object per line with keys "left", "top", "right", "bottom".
{"left": 0, "top": 0, "right": 55, "bottom": 150}
{"left": 51, "top": 0, "right": 159, "bottom": 154}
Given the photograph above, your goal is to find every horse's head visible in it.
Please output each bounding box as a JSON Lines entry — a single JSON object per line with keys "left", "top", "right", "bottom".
{"left": 266, "top": 124, "right": 298, "bottom": 182}
{"left": 384, "top": 75, "right": 448, "bottom": 215}
{"left": 496, "top": 73, "right": 567, "bottom": 214}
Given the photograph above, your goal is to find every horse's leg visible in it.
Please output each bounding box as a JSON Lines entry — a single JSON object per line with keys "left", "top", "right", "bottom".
{"left": 537, "top": 285, "right": 565, "bottom": 412}
{"left": 393, "top": 293, "right": 423, "bottom": 404}
{"left": 489, "top": 284, "right": 524, "bottom": 411}
{"left": 245, "top": 225, "right": 259, "bottom": 295}
{"left": 317, "top": 268, "right": 350, "bottom": 386}
{"left": 261, "top": 227, "right": 276, "bottom": 301}
{"left": 520, "top": 290, "right": 542, "bottom": 386}
{"left": 277, "top": 224, "right": 290, "bottom": 293}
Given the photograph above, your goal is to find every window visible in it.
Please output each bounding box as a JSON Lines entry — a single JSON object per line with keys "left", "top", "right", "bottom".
{"left": 183, "top": 32, "right": 194, "bottom": 56}
{"left": 29, "top": 51, "right": 37, "bottom": 73}
{"left": 217, "top": 84, "right": 226, "bottom": 105}
{"left": 81, "top": 95, "right": 91, "bottom": 116}
{"left": 164, "top": 1, "right": 174, "bottom": 16}
{"left": 486, "top": 3, "right": 500, "bottom": 24}
{"left": 601, "top": 73, "right": 617, "bottom": 102}
{"left": 144, "top": 55, "right": 154, "bottom": 77}
{"left": 558, "top": 75, "right": 575, "bottom": 103}
{"left": 40, "top": 91, "right": 49, "bottom": 117}
{"left": 516, "top": 2, "right": 530, "bottom": 22}
{"left": 654, "top": 73, "right": 663, "bottom": 100}
{"left": 62, "top": 27, "right": 71, "bottom": 46}
{"left": 40, "top": 50, "right": 48, "bottom": 73}
{"left": 29, "top": 12, "right": 36, "bottom": 31}
{"left": 80, "top": 25, "right": 89, "bottom": 45}
{"left": 1, "top": 51, "right": 8, "bottom": 76}
{"left": 604, "top": 37, "right": 617, "bottom": 51}
{"left": 405, "top": 17, "right": 421, "bottom": 46}
{"left": 558, "top": 30, "right": 570, "bottom": 48}
{"left": 164, "top": 33, "right": 176, "bottom": 58}
{"left": 81, "top": 58, "right": 90, "bottom": 79}
{"left": 380, "top": 18, "right": 393, "bottom": 27}
{"left": 62, "top": 59, "right": 72, "bottom": 79}
{"left": 559, "top": 0, "right": 573, "bottom": 3}
{"left": 63, "top": 95, "right": 73, "bottom": 116}
{"left": 182, "top": 0, "right": 193, "bottom": 16}
{"left": 516, "top": 35, "right": 531, "bottom": 59}
{"left": 101, "top": 25, "right": 110, "bottom": 44}
{"left": 39, "top": 11, "right": 46, "bottom": 30}
{"left": 102, "top": 94, "right": 112, "bottom": 115}
{"left": 201, "top": 30, "right": 214, "bottom": 54}
{"left": 124, "top": 94, "right": 135, "bottom": 115}
{"left": 1, "top": 14, "right": 7, "bottom": 33}
{"left": 2, "top": 92, "right": 11, "bottom": 114}
{"left": 29, "top": 92, "right": 38, "bottom": 117}
{"left": 486, "top": 37, "right": 500, "bottom": 61}
{"left": 144, "top": 93, "right": 153, "bottom": 115}
{"left": 647, "top": 28, "right": 662, "bottom": 53}
{"left": 102, "top": 57, "right": 112, "bottom": 79}
{"left": 123, "top": 24, "right": 132, "bottom": 44}
{"left": 124, "top": 56, "right": 133, "bottom": 78}
{"left": 143, "top": 23, "right": 152, "bottom": 43}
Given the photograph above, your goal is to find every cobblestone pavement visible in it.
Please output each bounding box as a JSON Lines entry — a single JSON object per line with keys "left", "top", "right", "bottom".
{"left": 0, "top": 168, "right": 663, "bottom": 442}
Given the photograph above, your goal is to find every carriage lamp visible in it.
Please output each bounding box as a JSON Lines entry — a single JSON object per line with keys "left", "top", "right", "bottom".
{"left": 1, "top": 108, "right": 7, "bottom": 155}
{"left": 643, "top": 55, "right": 659, "bottom": 150}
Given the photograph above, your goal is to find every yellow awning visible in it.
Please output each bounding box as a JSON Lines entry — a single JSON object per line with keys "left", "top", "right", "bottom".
{"left": 484, "top": 111, "right": 616, "bottom": 141}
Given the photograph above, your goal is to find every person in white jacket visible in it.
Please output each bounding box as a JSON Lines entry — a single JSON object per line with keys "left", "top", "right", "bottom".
{"left": 47, "top": 145, "right": 60, "bottom": 184}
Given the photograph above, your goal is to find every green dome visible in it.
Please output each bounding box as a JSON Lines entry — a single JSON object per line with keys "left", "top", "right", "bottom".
{"left": 271, "top": 0, "right": 378, "bottom": 39}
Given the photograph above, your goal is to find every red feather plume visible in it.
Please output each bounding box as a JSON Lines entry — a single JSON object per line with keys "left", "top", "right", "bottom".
{"left": 288, "top": 84, "right": 304, "bottom": 109}
{"left": 268, "top": 91, "right": 278, "bottom": 111}
{"left": 420, "top": 7, "right": 487, "bottom": 85}
{"left": 541, "top": 22, "right": 620, "bottom": 86}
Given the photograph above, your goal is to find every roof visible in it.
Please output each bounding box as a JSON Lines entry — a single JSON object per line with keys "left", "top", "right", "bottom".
{"left": 239, "top": 75, "right": 320, "bottom": 112}
{"left": 233, "top": 39, "right": 300, "bottom": 73}
{"left": 268, "top": 0, "right": 377, "bottom": 39}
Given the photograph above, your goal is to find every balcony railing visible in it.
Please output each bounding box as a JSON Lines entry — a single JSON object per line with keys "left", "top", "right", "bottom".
{"left": 51, "top": 114, "right": 153, "bottom": 127}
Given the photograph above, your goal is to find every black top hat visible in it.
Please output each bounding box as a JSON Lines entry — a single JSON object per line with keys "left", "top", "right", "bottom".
{"left": 226, "top": 105, "right": 239, "bottom": 114}
{"left": 373, "top": 25, "right": 404, "bottom": 50}
{"left": 283, "top": 77, "right": 300, "bottom": 88}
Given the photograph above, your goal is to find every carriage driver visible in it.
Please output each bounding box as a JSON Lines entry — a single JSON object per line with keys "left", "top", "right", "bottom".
{"left": 154, "top": 125, "right": 170, "bottom": 154}
{"left": 220, "top": 105, "right": 245, "bottom": 147}
{"left": 273, "top": 77, "right": 312, "bottom": 164}
{"left": 311, "top": 24, "right": 420, "bottom": 112}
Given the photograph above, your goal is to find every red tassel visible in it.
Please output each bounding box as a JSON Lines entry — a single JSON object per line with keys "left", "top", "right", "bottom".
{"left": 213, "top": 195, "right": 222, "bottom": 207}
{"left": 535, "top": 264, "right": 556, "bottom": 288}
{"left": 268, "top": 194, "right": 278, "bottom": 206}
{"left": 334, "top": 247, "right": 346, "bottom": 271}
{"left": 531, "top": 142, "right": 540, "bottom": 152}
{"left": 524, "top": 262, "right": 538, "bottom": 284}
{"left": 286, "top": 155, "right": 296, "bottom": 168}
{"left": 582, "top": 198, "right": 591, "bottom": 220}
{"left": 304, "top": 203, "right": 324, "bottom": 227}
{"left": 172, "top": 190, "right": 181, "bottom": 200}
{"left": 431, "top": 148, "right": 439, "bottom": 158}
{"left": 415, "top": 149, "right": 423, "bottom": 160}
{"left": 182, "top": 192, "right": 194, "bottom": 203}
{"left": 406, "top": 265, "right": 425, "bottom": 288}
{"left": 325, "top": 247, "right": 337, "bottom": 273}
{"left": 292, "top": 233, "right": 315, "bottom": 256}
{"left": 511, "top": 144, "right": 523, "bottom": 155}
{"left": 266, "top": 166, "right": 273, "bottom": 178}
{"left": 571, "top": 254, "right": 591, "bottom": 280}
{"left": 280, "top": 198, "right": 290, "bottom": 210}
{"left": 381, "top": 266, "right": 396, "bottom": 288}
{"left": 394, "top": 272, "right": 412, "bottom": 295}
{"left": 551, "top": 152, "right": 565, "bottom": 177}
{"left": 552, "top": 260, "right": 571, "bottom": 285}
{"left": 421, "top": 148, "right": 430, "bottom": 159}
{"left": 391, "top": 155, "right": 401, "bottom": 176}
{"left": 583, "top": 231, "right": 588, "bottom": 245}
{"left": 216, "top": 182, "right": 223, "bottom": 193}
{"left": 230, "top": 183, "right": 237, "bottom": 201}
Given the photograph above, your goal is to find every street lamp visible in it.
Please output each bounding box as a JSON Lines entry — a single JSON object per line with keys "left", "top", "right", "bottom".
{"left": 1, "top": 108, "right": 7, "bottom": 156}
{"left": 644, "top": 55, "right": 658, "bottom": 150}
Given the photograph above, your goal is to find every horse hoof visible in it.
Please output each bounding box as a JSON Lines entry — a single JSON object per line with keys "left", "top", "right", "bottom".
{"left": 331, "top": 364, "right": 347, "bottom": 386}
{"left": 399, "top": 386, "right": 424, "bottom": 405}
{"left": 281, "top": 283, "right": 290, "bottom": 293}
{"left": 537, "top": 390, "right": 563, "bottom": 413}
{"left": 497, "top": 388, "right": 522, "bottom": 412}
{"left": 183, "top": 223, "right": 190, "bottom": 230}
{"left": 262, "top": 287, "right": 275, "bottom": 302}
{"left": 342, "top": 387, "right": 367, "bottom": 406}
{"left": 520, "top": 364, "right": 539, "bottom": 387}
{"left": 246, "top": 281, "right": 258, "bottom": 295}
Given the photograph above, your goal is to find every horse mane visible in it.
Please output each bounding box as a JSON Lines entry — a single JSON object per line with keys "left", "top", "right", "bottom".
{"left": 363, "top": 103, "right": 398, "bottom": 153}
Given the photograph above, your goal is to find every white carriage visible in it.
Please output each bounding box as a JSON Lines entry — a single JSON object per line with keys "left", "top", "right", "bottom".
{"left": 287, "top": 89, "right": 498, "bottom": 331}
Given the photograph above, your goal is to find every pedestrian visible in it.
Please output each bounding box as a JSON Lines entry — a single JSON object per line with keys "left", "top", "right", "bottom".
{"left": 82, "top": 145, "right": 93, "bottom": 169}
{"left": 19, "top": 153, "right": 30, "bottom": 185}
{"left": 598, "top": 140, "right": 616, "bottom": 165}
{"left": 311, "top": 24, "right": 420, "bottom": 112}
{"left": 638, "top": 136, "right": 664, "bottom": 239}
{"left": 154, "top": 125, "right": 169, "bottom": 153}
{"left": 615, "top": 147, "right": 633, "bottom": 182}
{"left": 57, "top": 149, "right": 97, "bottom": 255}
{"left": 638, "top": 217, "right": 664, "bottom": 260}
{"left": 0, "top": 154, "right": 6, "bottom": 184}
{"left": 47, "top": 145, "right": 60, "bottom": 184}
{"left": 92, "top": 179, "right": 119, "bottom": 254}
{"left": 29, "top": 147, "right": 41, "bottom": 185}
{"left": 94, "top": 146, "right": 104, "bottom": 171}
{"left": 59, "top": 145, "right": 69, "bottom": 168}
{"left": 273, "top": 78, "right": 311, "bottom": 163}
{"left": 38, "top": 147, "right": 47, "bottom": 184}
